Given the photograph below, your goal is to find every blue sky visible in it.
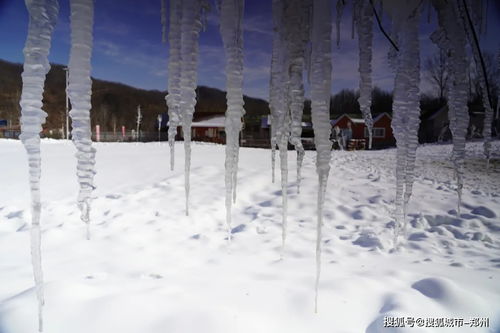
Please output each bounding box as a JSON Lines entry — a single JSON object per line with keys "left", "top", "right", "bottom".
{"left": 0, "top": 0, "right": 499, "bottom": 100}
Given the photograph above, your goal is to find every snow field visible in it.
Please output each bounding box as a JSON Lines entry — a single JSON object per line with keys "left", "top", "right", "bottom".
{"left": 0, "top": 139, "right": 499, "bottom": 332}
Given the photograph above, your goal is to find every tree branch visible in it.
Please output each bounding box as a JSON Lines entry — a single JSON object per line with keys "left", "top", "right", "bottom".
{"left": 369, "top": 0, "right": 399, "bottom": 52}
{"left": 461, "top": 0, "right": 493, "bottom": 110}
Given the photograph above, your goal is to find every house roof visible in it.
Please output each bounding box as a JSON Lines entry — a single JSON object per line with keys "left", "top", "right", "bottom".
{"left": 373, "top": 112, "right": 392, "bottom": 123}
{"left": 331, "top": 113, "right": 392, "bottom": 127}
{"left": 192, "top": 115, "right": 225, "bottom": 128}
{"left": 331, "top": 114, "right": 364, "bottom": 126}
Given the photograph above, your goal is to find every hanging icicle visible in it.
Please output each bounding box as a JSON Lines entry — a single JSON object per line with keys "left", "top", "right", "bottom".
{"left": 354, "top": 0, "right": 375, "bottom": 149}
{"left": 68, "top": 0, "right": 96, "bottom": 241}
{"left": 220, "top": 0, "right": 245, "bottom": 239}
{"left": 270, "top": 116, "right": 276, "bottom": 183}
{"left": 269, "top": 0, "right": 290, "bottom": 253}
{"left": 269, "top": 2, "right": 282, "bottom": 185}
{"left": 431, "top": 0, "right": 469, "bottom": 216}
{"left": 19, "top": 1, "right": 59, "bottom": 330}
{"left": 166, "top": 0, "right": 183, "bottom": 171}
{"left": 286, "top": 0, "right": 311, "bottom": 193}
{"left": 310, "top": 0, "right": 333, "bottom": 312}
{"left": 389, "top": 0, "right": 422, "bottom": 245}
{"left": 180, "top": 0, "right": 206, "bottom": 215}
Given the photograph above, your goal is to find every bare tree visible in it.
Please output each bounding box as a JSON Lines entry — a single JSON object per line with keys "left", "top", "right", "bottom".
{"left": 424, "top": 51, "right": 448, "bottom": 101}
{"left": 330, "top": 89, "right": 360, "bottom": 116}
{"left": 371, "top": 86, "right": 393, "bottom": 115}
{"left": 470, "top": 51, "right": 498, "bottom": 104}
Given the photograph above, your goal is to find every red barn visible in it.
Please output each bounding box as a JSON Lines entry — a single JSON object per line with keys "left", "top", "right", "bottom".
{"left": 331, "top": 113, "right": 395, "bottom": 149}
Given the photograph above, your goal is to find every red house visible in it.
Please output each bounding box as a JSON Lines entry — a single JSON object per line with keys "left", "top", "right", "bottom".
{"left": 177, "top": 114, "right": 226, "bottom": 144}
{"left": 331, "top": 113, "right": 395, "bottom": 149}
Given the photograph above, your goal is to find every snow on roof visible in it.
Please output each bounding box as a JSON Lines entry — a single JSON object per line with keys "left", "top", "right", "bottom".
{"left": 192, "top": 115, "right": 225, "bottom": 128}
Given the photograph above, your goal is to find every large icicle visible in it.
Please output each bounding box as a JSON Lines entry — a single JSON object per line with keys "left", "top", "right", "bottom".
{"left": 389, "top": 0, "right": 422, "bottom": 244}
{"left": 220, "top": 0, "right": 245, "bottom": 238}
{"left": 180, "top": 0, "right": 205, "bottom": 215}
{"left": 310, "top": 0, "right": 332, "bottom": 312}
{"left": 354, "top": 0, "right": 374, "bottom": 149}
{"left": 166, "top": 0, "right": 183, "bottom": 171}
{"left": 19, "top": 1, "right": 59, "bottom": 330}
{"left": 271, "top": 117, "right": 276, "bottom": 183}
{"left": 457, "top": 0, "right": 493, "bottom": 163}
{"left": 269, "top": 1, "right": 281, "bottom": 185}
{"left": 285, "top": 0, "right": 311, "bottom": 193}
{"left": 431, "top": 0, "right": 469, "bottom": 215}
{"left": 68, "top": 0, "right": 96, "bottom": 240}
{"left": 269, "top": 0, "right": 290, "bottom": 252}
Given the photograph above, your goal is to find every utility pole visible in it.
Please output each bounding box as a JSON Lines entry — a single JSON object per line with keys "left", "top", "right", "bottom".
{"left": 136, "top": 105, "right": 142, "bottom": 142}
{"left": 64, "top": 67, "right": 70, "bottom": 140}
{"left": 157, "top": 114, "right": 162, "bottom": 143}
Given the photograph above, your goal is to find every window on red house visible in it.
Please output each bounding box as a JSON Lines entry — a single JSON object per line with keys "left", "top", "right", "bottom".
{"left": 365, "top": 127, "right": 385, "bottom": 138}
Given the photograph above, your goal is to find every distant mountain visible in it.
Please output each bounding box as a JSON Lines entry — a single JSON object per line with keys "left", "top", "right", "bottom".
{"left": 0, "top": 59, "right": 270, "bottom": 133}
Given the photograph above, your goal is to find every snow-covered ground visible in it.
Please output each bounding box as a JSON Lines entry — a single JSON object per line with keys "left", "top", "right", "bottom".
{"left": 0, "top": 139, "right": 499, "bottom": 333}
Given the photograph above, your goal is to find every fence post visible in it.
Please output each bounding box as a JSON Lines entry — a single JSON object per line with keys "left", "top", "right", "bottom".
{"left": 96, "top": 125, "right": 100, "bottom": 142}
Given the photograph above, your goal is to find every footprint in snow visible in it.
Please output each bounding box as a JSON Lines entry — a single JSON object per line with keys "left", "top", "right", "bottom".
{"left": 408, "top": 232, "right": 427, "bottom": 241}
{"left": 365, "top": 295, "right": 403, "bottom": 333}
{"left": 231, "top": 224, "right": 246, "bottom": 234}
{"left": 6, "top": 210, "right": 23, "bottom": 219}
{"left": 470, "top": 206, "right": 496, "bottom": 219}
{"left": 368, "top": 195, "right": 382, "bottom": 204}
{"left": 352, "top": 231, "right": 383, "bottom": 249}
{"left": 337, "top": 205, "right": 364, "bottom": 220}
{"left": 411, "top": 277, "right": 452, "bottom": 302}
